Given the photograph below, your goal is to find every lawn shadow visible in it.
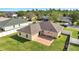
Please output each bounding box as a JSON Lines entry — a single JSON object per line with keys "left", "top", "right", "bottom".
{"left": 70, "top": 43, "right": 79, "bottom": 47}
{"left": 10, "top": 34, "right": 30, "bottom": 43}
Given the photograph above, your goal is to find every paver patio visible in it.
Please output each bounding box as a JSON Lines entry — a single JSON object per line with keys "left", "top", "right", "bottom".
{"left": 33, "top": 35, "right": 54, "bottom": 46}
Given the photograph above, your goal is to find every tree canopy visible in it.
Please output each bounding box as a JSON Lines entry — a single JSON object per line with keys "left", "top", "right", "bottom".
{"left": 15, "top": 9, "right": 79, "bottom": 23}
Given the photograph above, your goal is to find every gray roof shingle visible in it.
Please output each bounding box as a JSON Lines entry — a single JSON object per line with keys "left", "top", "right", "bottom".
{"left": 40, "top": 21, "right": 63, "bottom": 33}
{"left": 18, "top": 21, "right": 63, "bottom": 35}
{"left": 0, "top": 17, "right": 27, "bottom": 28}
{"left": 18, "top": 22, "right": 41, "bottom": 35}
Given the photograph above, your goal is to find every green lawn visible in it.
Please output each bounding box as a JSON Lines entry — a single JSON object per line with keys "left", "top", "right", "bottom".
{"left": 64, "top": 27, "right": 79, "bottom": 38}
{"left": 64, "top": 27, "right": 79, "bottom": 51}
{"left": 0, "top": 34, "right": 67, "bottom": 51}
{"left": 69, "top": 45, "right": 79, "bottom": 51}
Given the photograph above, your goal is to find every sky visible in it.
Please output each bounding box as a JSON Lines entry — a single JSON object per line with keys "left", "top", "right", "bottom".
{"left": 0, "top": 8, "right": 79, "bottom": 11}
{"left": 0, "top": 8, "right": 49, "bottom": 11}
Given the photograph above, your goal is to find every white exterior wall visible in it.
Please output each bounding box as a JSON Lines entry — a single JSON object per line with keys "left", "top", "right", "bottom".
{"left": 15, "top": 24, "right": 19, "bottom": 28}
{"left": 18, "top": 32, "right": 31, "bottom": 40}
{"left": 3, "top": 23, "right": 28, "bottom": 31}
{"left": 20, "top": 23, "right": 28, "bottom": 26}
{"left": 2, "top": 22, "right": 32, "bottom": 31}
{"left": 3, "top": 26, "right": 14, "bottom": 31}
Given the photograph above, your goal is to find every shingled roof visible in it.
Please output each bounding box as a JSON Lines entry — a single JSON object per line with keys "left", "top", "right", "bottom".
{"left": 0, "top": 17, "right": 27, "bottom": 28}
{"left": 39, "top": 21, "right": 63, "bottom": 33}
{"left": 18, "top": 22, "right": 41, "bottom": 35}
{"left": 18, "top": 21, "right": 63, "bottom": 35}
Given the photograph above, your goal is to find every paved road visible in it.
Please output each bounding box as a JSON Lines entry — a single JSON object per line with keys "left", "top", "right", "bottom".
{"left": 68, "top": 26, "right": 79, "bottom": 30}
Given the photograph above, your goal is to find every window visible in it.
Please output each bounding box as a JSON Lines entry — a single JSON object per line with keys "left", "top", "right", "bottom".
{"left": 19, "top": 33, "right": 21, "bottom": 35}
{"left": 26, "top": 34, "right": 28, "bottom": 38}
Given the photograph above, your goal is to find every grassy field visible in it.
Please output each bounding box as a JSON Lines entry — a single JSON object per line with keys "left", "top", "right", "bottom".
{"left": 64, "top": 27, "right": 79, "bottom": 51}
{"left": 64, "top": 27, "right": 79, "bottom": 38}
{"left": 69, "top": 45, "right": 79, "bottom": 51}
{"left": 0, "top": 34, "right": 67, "bottom": 51}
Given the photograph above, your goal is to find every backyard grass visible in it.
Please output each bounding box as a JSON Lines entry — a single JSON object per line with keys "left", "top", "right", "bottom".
{"left": 64, "top": 27, "right": 79, "bottom": 51}
{"left": 69, "top": 45, "right": 79, "bottom": 51}
{"left": 0, "top": 33, "right": 67, "bottom": 51}
{"left": 64, "top": 27, "right": 79, "bottom": 38}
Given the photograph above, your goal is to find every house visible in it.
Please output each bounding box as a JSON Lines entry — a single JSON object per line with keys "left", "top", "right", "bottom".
{"left": 0, "top": 17, "right": 28, "bottom": 31}
{"left": 0, "top": 17, "right": 10, "bottom": 22}
{"left": 41, "top": 15, "right": 49, "bottom": 21}
{"left": 4, "top": 11, "right": 17, "bottom": 18}
{"left": 17, "top": 21, "right": 63, "bottom": 46}
{"left": 59, "top": 16, "right": 72, "bottom": 24}
{"left": 12, "top": 13, "right": 18, "bottom": 18}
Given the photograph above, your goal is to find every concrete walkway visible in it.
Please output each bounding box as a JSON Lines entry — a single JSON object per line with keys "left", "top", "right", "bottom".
{"left": 70, "top": 37, "right": 79, "bottom": 45}
{"left": 62, "top": 30, "right": 71, "bottom": 35}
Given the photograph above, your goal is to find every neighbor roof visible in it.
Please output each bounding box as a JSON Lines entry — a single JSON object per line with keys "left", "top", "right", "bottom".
{"left": 0, "top": 17, "right": 27, "bottom": 28}
{"left": 60, "top": 16, "right": 72, "bottom": 23}
{"left": 18, "top": 21, "right": 63, "bottom": 35}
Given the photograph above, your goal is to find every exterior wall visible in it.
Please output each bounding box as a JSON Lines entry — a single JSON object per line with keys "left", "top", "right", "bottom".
{"left": 57, "top": 31, "right": 61, "bottom": 37}
{"left": 18, "top": 32, "right": 31, "bottom": 40}
{"left": 20, "top": 23, "right": 28, "bottom": 27}
{"left": 3, "top": 26, "right": 14, "bottom": 31}
{"left": 2, "top": 23, "right": 27, "bottom": 31}
{"left": 32, "top": 33, "right": 38, "bottom": 41}
{"left": 42, "top": 31, "right": 58, "bottom": 38}
{"left": 15, "top": 24, "right": 19, "bottom": 28}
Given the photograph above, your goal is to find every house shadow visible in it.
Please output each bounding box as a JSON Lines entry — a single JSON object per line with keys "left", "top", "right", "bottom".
{"left": 38, "top": 35, "right": 55, "bottom": 41}
{"left": 10, "top": 34, "right": 30, "bottom": 43}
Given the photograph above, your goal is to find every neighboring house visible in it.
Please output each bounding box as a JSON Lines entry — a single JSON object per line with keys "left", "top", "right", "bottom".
{"left": 17, "top": 21, "right": 63, "bottom": 41}
{"left": 0, "top": 17, "right": 28, "bottom": 31}
{"left": 4, "top": 11, "right": 17, "bottom": 18}
{"left": 0, "top": 17, "right": 10, "bottom": 22}
{"left": 12, "top": 13, "right": 18, "bottom": 18}
{"left": 59, "top": 16, "right": 72, "bottom": 24}
{"left": 40, "top": 15, "right": 49, "bottom": 21}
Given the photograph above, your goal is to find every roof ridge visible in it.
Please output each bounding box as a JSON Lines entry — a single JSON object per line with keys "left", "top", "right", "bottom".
{"left": 50, "top": 22, "right": 58, "bottom": 33}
